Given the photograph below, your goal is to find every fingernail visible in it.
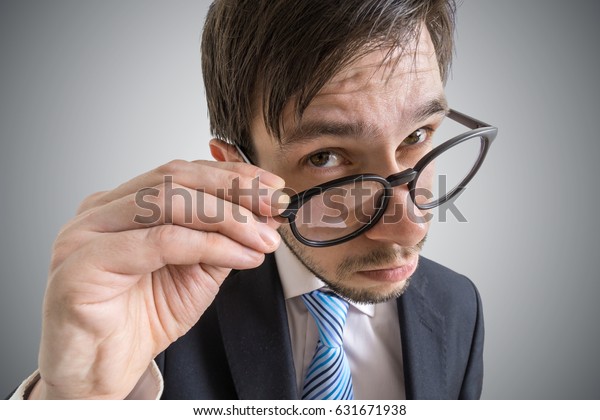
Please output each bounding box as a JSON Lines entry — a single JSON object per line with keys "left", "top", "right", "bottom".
{"left": 259, "top": 171, "right": 285, "bottom": 189}
{"left": 259, "top": 225, "right": 280, "bottom": 247}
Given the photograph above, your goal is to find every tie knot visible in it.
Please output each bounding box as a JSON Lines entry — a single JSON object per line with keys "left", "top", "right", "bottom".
{"left": 302, "top": 290, "right": 349, "bottom": 348}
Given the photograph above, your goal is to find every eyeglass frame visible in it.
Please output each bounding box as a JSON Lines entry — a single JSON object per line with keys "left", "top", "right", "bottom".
{"left": 234, "top": 108, "right": 497, "bottom": 247}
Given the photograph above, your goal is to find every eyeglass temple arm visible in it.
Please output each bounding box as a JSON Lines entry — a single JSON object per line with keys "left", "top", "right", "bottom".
{"left": 232, "top": 143, "right": 255, "bottom": 165}
{"left": 448, "top": 109, "right": 492, "bottom": 130}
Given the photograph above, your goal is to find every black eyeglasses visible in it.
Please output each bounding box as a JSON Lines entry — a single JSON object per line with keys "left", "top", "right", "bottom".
{"left": 236, "top": 109, "right": 497, "bottom": 247}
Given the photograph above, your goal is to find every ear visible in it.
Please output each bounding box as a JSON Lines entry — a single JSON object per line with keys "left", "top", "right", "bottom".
{"left": 209, "top": 139, "right": 242, "bottom": 163}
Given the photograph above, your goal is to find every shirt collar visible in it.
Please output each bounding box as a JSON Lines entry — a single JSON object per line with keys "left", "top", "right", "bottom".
{"left": 274, "top": 243, "right": 375, "bottom": 317}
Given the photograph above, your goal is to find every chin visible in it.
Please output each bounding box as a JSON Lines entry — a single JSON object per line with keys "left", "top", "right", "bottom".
{"left": 324, "top": 276, "right": 412, "bottom": 305}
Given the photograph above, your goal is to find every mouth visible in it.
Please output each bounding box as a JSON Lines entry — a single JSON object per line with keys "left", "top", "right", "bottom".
{"left": 356, "top": 255, "right": 418, "bottom": 283}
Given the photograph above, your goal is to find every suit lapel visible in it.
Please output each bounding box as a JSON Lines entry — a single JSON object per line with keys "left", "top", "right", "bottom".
{"left": 397, "top": 262, "right": 447, "bottom": 399}
{"left": 216, "top": 253, "right": 298, "bottom": 399}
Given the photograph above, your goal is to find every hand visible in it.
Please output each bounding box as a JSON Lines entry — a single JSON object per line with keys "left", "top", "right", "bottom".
{"left": 32, "top": 159, "right": 285, "bottom": 399}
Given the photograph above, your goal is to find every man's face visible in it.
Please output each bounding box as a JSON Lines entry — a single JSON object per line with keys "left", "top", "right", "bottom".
{"left": 251, "top": 28, "right": 446, "bottom": 303}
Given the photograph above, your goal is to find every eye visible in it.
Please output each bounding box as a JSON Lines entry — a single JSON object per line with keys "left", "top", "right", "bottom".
{"left": 307, "top": 150, "right": 344, "bottom": 168}
{"left": 402, "top": 128, "right": 430, "bottom": 146}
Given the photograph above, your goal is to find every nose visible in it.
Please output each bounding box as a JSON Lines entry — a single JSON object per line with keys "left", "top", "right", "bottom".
{"left": 362, "top": 175, "right": 430, "bottom": 247}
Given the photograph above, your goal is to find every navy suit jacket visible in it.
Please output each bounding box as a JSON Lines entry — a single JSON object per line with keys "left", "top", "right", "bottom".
{"left": 156, "top": 254, "right": 484, "bottom": 400}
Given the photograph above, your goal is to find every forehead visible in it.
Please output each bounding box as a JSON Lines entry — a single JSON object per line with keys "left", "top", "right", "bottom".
{"left": 295, "top": 30, "right": 442, "bottom": 127}
{"left": 322, "top": 28, "right": 440, "bottom": 97}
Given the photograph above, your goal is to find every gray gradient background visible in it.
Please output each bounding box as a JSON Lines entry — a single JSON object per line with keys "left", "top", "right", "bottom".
{"left": 1, "top": 0, "right": 598, "bottom": 399}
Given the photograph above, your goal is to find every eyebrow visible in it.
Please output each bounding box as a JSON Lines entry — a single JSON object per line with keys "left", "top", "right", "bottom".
{"left": 279, "top": 96, "right": 449, "bottom": 149}
{"left": 412, "top": 96, "right": 449, "bottom": 126}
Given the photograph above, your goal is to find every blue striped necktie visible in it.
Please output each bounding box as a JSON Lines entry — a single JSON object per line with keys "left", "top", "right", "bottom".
{"left": 301, "top": 290, "right": 354, "bottom": 400}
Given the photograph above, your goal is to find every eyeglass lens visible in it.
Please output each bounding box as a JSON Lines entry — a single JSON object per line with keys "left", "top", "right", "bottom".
{"left": 295, "top": 180, "right": 386, "bottom": 242}
{"left": 413, "top": 135, "right": 483, "bottom": 206}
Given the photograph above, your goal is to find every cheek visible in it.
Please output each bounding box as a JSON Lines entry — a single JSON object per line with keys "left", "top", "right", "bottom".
{"left": 279, "top": 223, "right": 344, "bottom": 272}
{"left": 308, "top": 248, "right": 340, "bottom": 272}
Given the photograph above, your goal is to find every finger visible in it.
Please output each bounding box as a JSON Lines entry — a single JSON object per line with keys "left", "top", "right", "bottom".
{"left": 77, "top": 191, "right": 110, "bottom": 215}
{"left": 85, "top": 160, "right": 287, "bottom": 215}
{"left": 63, "top": 225, "right": 268, "bottom": 282}
{"left": 68, "top": 184, "right": 282, "bottom": 254}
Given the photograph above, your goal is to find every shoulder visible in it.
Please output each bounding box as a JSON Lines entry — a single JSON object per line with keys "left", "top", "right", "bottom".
{"left": 415, "top": 255, "right": 480, "bottom": 297}
{"left": 409, "top": 255, "right": 482, "bottom": 322}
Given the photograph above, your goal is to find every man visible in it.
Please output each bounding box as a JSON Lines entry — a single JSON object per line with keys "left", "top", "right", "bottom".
{"left": 12, "top": 0, "right": 493, "bottom": 400}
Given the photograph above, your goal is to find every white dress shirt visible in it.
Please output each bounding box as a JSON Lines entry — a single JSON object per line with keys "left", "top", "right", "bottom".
{"left": 12, "top": 243, "right": 405, "bottom": 400}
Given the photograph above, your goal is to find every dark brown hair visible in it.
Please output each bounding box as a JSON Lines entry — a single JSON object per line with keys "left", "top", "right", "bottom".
{"left": 201, "top": 0, "right": 456, "bottom": 160}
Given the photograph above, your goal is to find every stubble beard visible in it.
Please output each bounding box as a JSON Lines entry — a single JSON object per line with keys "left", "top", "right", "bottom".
{"left": 278, "top": 227, "right": 426, "bottom": 304}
